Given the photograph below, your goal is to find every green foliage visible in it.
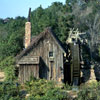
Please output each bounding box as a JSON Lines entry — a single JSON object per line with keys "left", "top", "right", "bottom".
{"left": 0, "top": 80, "right": 21, "bottom": 100}
{"left": 98, "top": 46, "right": 100, "bottom": 56}
{"left": 0, "top": 1, "right": 74, "bottom": 60}
{"left": 25, "top": 79, "right": 69, "bottom": 100}
{"left": 0, "top": 56, "right": 16, "bottom": 81}
{"left": 77, "top": 82, "right": 100, "bottom": 100}
{"left": 63, "top": 83, "right": 72, "bottom": 90}
{"left": 0, "top": 1, "right": 100, "bottom": 99}
{"left": 30, "top": 3, "right": 73, "bottom": 43}
{"left": 0, "top": 0, "right": 100, "bottom": 60}
{"left": 0, "top": 17, "right": 25, "bottom": 60}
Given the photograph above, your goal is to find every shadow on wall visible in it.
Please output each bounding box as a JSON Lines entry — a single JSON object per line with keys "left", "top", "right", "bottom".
{"left": 39, "top": 57, "right": 49, "bottom": 79}
{"left": 80, "top": 60, "right": 91, "bottom": 83}
{"left": 81, "top": 68, "right": 91, "bottom": 83}
{"left": 64, "top": 62, "right": 71, "bottom": 84}
{"left": 94, "top": 62, "right": 100, "bottom": 81}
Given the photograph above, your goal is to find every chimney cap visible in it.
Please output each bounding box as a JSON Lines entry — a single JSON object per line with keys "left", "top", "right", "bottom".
{"left": 28, "top": 8, "right": 31, "bottom": 22}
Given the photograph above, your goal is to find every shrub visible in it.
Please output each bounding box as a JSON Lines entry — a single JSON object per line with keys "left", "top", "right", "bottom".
{"left": 25, "top": 79, "right": 69, "bottom": 100}
{"left": 0, "top": 56, "right": 16, "bottom": 81}
{"left": 77, "top": 82, "right": 100, "bottom": 100}
{"left": 0, "top": 80, "right": 22, "bottom": 100}
{"left": 63, "top": 83, "right": 72, "bottom": 90}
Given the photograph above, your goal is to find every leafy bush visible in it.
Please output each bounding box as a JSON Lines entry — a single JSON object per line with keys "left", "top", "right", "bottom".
{"left": 0, "top": 56, "right": 16, "bottom": 81}
{"left": 77, "top": 82, "right": 100, "bottom": 100}
{"left": 0, "top": 80, "right": 22, "bottom": 100}
{"left": 63, "top": 83, "right": 72, "bottom": 90}
{"left": 25, "top": 78, "right": 69, "bottom": 100}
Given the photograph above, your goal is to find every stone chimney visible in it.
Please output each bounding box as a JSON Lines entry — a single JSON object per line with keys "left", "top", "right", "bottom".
{"left": 25, "top": 8, "right": 31, "bottom": 48}
{"left": 25, "top": 22, "right": 31, "bottom": 48}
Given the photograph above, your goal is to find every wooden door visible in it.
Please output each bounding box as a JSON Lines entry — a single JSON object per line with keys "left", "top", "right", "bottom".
{"left": 50, "top": 61, "right": 54, "bottom": 80}
{"left": 19, "top": 64, "right": 39, "bottom": 83}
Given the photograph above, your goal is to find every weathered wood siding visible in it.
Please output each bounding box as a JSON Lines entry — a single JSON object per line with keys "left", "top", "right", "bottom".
{"left": 20, "top": 33, "right": 64, "bottom": 82}
{"left": 19, "top": 64, "right": 39, "bottom": 84}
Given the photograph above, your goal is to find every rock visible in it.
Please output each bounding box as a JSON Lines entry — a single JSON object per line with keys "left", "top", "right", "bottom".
{"left": 0, "top": 71, "right": 5, "bottom": 82}
{"left": 87, "top": 67, "right": 97, "bottom": 84}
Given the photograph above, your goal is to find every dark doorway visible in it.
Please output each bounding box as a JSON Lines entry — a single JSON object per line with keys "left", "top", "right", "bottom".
{"left": 64, "top": 62, "right": 71, "bottom": 84}
{"left": 39, "top": 57, "right": 49, "bottom": 79}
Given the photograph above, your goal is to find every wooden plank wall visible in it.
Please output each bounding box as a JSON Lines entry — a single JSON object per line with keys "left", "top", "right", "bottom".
{"left": 21, "top": 33, "right": 64, "bottom": 82}
{"left": 19, "top": 64, "right": 39, "bottom": 83}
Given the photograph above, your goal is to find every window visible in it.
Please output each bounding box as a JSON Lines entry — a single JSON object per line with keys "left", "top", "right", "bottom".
{"left": 72, "top": 38, "right": 75, "bottom": 42}
{"left": 49, "top": 51, "right": 53, "bottom": 57}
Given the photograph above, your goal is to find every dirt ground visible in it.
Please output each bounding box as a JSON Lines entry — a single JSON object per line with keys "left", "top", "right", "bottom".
{"left": 0, "top": 71, "right": 5, "bottom": 82}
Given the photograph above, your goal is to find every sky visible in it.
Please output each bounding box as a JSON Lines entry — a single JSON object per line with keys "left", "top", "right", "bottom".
{"left": 0, "top": 0, "right": 65, "bottom": 19}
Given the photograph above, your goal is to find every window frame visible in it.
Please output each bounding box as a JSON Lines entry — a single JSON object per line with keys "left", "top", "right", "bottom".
{"left": 49, "top": 51, "right": 53, "bottom": 58}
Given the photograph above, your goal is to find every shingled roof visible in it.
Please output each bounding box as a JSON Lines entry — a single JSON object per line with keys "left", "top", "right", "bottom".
{"left": 16, "top": 27, "right": 66, "bottom": 61}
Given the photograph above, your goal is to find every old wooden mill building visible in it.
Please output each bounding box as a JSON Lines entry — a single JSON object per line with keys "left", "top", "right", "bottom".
{"left": 16, "top": 9, "right": 80, "bottom": 85}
